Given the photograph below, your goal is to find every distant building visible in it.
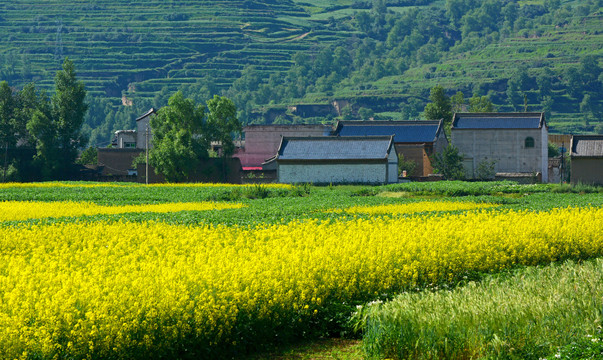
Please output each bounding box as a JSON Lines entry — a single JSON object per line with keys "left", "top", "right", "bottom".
{"left": 333, "top": 120, "right": 448, "bottom": 176}
{"left": 111, "top": 130, "right": 137, "bottom": 149}
{"left": 136, "top": 108, "right": 157, "bottom": 150}
{"left": 570, "top": 135, "right": 603, "bottom": 185}
{"left": 97, "top": 108, "right": 157, "bottom": 177}
{"left": 276, "top": 136, "right": 398, "bottom": 184}
{"left": 451, "top": 112, "right": 548, "bottom": 182}
{"left": 235, "top": 124, "right": 332, "bottom": 169}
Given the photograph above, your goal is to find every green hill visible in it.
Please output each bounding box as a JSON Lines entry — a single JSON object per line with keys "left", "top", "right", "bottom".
{"left": 0, "top": 0, "right": 601, "bottom": 145}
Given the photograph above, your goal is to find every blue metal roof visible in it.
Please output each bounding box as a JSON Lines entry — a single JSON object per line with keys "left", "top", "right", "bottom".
{"left": 335, "top": 121, "right": 441, "bottom": 143}
{"left": 453, "top": 113, "right": 543, "bottom": 129}
{"left": 278, "top": 136, "right": 393, "bottom": 161}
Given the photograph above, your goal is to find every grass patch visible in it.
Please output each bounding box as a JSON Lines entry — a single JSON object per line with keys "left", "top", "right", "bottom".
{"left": 353, "top": 258, "right": 603, "bottom": 360}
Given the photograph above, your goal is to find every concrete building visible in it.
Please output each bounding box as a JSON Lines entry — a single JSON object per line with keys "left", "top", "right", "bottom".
{"left": 570, "top": 135, "right": 603, "bottom": 185}
{"left": 276, "top": 136, "right": 398, "bottom": 184}
{"left": 136, "top": 108, "right": 157, "bottom": 150}
{"left": 235, "top": 124, "right": 332, "bottom": 169}
{"left": 333, "top": 120, "right": 448, "bottom": 176}
{"left": 451, "top": 112, "right": 548, "bottom": 182}
{"left": 111, "top": 130, "right": 137, "bottom": 149}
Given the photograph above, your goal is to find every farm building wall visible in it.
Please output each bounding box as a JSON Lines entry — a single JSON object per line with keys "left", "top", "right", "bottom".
{"left": 236, "top": 125, "right": 331, "bottom": 167}
{"left": 278, "top": 162, "right": 388, "bottom": 184}
{"left": 452, "top": 128, "right": 547, "bottom": 181}
{"left": 387, "top": 148, "right": 399, "bottom": 183}
{"left": 395, "top": 145, "right": 429, "bottom": 177}
{"left": 137, "top": 158, "right": 242, "bottom": 184}
{"left": 97, "top": 148, "right": 143, "bottom": 176}
{"left": 571, "top": 158, "right": 603, "bottom": 185}
{"left": 136, "top": 116, "right": 153, "bottom": 150}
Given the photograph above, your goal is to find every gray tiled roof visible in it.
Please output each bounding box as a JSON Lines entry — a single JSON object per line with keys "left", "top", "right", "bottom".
{"left": 334, "top": 120, "right": 442, "bottom": 143}
{"left": 277, "top": 136, "right": 394, "bottom": 161}
{"left": 136, "top": 108, "right": 157, "bottom": 122}
{"left": 452, "top": 113, "right": 545, "bottom": 129}
{"left": 571, "top": 135, "right": 603, "bottom": 157}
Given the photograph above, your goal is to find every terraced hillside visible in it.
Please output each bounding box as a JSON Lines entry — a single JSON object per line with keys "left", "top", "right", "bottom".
{"left": 0, "top": 0, "right": 328, "bottom": 97}
{"left": 0, "top": 0, "right": 601, "bottom": 145}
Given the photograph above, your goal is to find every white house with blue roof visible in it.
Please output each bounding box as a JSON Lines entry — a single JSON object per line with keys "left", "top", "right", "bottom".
{"left": 451, "top": 112, "right": 548, "bottom": 182}
{"left": 333, "top": 120, "right": 448, "bottom": 177}
{"left": 275, "top": 136, "right": 398, "bottom": 184}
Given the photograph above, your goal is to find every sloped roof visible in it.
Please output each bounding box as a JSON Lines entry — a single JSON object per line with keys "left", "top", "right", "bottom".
{"left": 136, "top": 108, "right": 157, "bottom": 122}
{"left": 277, "top": 136, "right": 394, "bottom": 161}
{"left": 452, "top": 112, "right": 545, "bottom": 129}
{"left": 571, "top": 135, "right": 603, "bottom": 157}
{"left": 334, "top": 120, "right": 443, "bottom": 143}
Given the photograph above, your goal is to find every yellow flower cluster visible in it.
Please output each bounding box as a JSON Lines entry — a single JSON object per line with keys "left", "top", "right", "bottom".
{"left": 0, "top": 182, "right": 124, "bottom": 189}
{"left": 0, "top": 201, "right": 244, "bottom": 222}
{"left": 0, "top": 206, "right": 601, "bottom": 358}
{"left": 338, "top": 201, "right": 497, "bottom": 215}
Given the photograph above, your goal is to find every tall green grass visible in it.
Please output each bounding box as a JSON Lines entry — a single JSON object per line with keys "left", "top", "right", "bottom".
{"left": 352, "top": 259, "right": 603, "bottom": 359}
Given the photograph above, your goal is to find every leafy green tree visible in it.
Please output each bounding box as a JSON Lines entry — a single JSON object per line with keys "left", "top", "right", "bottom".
{"left": 206, "top": 95, "right": 241, "bottom": 159}
{"left": 27, "top": 58, "right": 88, "bottom": 179}
{"left": 398, "top": 154, "right": 417, "bottom": 177}
{"left": 76, "top": 146, "right": 97, "bottom": 165}
{"left": 0, "top": 81, "right": 16, "bottom": 181}
{"left": 424, "top": 85, "right": 452, "bottom": 132}
{"left": 468, "top": 94, "right": 495, "bottom": 112}
{"left": 433, "top": 144, "right": 465, "bottom": 180}
{"left": 450, "top": 91, "right": 465, "bottom": 113}
{"left": 358, "top": 107, "right": 374, "bottom": 120}
{"left": 149, "top": 91, "right": 207, "bottom": 182}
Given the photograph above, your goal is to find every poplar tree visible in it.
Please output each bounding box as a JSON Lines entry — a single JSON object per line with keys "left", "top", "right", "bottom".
{"left": 27, "top": 58, "right": 88, "bottom": 179}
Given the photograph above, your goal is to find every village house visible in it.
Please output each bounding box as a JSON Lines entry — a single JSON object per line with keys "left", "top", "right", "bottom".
{"left": 570, "top": 135, "right": 603, "bottom": 185}
{"left": 96, "top": 108, "right": 156, "bottom": 177}
{"left": 235, "top": 124, "right": 332, "bottom": 169}
{"left": 451, "top": 112, "right": 548, "bottom": 182}
{"left": 332, "top": 120, "right": 448, "bottom": 177}
{"left": 275, "top": 136, "right": 398, "bottom": 184}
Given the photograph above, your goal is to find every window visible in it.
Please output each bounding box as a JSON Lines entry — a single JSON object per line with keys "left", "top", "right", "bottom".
{"left": 524, "top": 137, "right": 534, "bottom": 148}
{"left": 124, "top": 142, "right": 136, "bottom": 148}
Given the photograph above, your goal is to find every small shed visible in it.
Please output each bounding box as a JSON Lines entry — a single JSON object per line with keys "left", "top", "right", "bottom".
{"left": 570, "top": 135, "right": 603, "bottom": 185}
{"left": 276, "top": 136, "right": 398, "bottom": 184}
{"left": 333, "top": 120, "right": 447, "bottom": 176}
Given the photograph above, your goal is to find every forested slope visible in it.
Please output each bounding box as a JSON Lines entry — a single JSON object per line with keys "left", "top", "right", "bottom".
{"left": 0, "top": 0, "right": 601, "bottom": 146}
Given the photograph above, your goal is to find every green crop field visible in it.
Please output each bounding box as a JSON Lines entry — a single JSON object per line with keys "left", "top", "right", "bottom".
{"left": 0, "top": 181, "right": 602, "bottom": 359}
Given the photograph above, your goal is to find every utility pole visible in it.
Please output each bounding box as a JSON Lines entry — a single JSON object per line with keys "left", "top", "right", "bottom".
{"left": 145, "top": 124, "right": 149, "bottom": 185}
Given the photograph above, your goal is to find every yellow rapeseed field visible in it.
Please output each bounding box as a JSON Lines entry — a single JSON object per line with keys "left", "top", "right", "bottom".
{"left": 0, "top": 201, "right": 245, "bottom": 222}
{"left": 337, "top": 201, "right": 497, "bottom": 215}
{"left": 0, "top": 205, "right": 601, "bottom": 358}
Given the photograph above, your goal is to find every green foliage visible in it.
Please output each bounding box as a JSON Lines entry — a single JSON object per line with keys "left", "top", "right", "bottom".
{"left": 432, "top": 144, "right": 464, "bottom": 180}
{"left": 468, "top": 94, "right": 495, "bottom": 112}
{"left": 206, "top": 95, "right": 241, "bottom": 158}
{"left": 27, "top": 58, "right": 88, "bottom": 180}
{"left": 353, "top": 259, "right": 603, "bottom": 360}
{"left": 76, "top": 147, "right": 97, "bottom": 165}
{"left": 475, "top": 159, "right": 496, "bottom": 180}
{"left": 548, "top": 142, "right": 561, "bottom": 158}
{"left": 397, "top": 154, "right": 417, "bottom": 177}
{"left": 424, "top": 85, "right": 452, "bottom": 122}
{"left": 149, "top": 91, "right": 207, "bottom": 182}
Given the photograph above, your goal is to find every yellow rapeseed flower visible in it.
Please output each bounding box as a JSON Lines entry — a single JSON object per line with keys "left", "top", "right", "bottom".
{"left": 0, "top": 201, "right": 245, "bottom": 221}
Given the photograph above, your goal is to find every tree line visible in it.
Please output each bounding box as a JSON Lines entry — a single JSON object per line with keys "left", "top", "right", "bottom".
{"left": 0, "top": 58, "right": 87, "bottom": 181}
{"left": 1, "top": 59, "right": 242, "bottom": 183}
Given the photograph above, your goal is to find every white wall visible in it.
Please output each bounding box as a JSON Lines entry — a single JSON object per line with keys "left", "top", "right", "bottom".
{"left": 278, "top": 163, "right": 388, "bottom": 184}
